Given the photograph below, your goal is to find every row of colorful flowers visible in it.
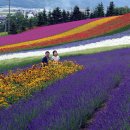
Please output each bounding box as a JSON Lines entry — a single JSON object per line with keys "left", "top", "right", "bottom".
{"left": 0, "top": 13, "right": 130, "bottom": 53}
{"left": 0, "top": 16, "right": 117, "bottom": 53}
{"left": 0, "top": 61, "right": 83, "bottom": 108}
{"left": 0, "top": 19, "right": 95, "bottom": 46}
{"left": 1, "top": 28, "right": 130, "bottom": 61}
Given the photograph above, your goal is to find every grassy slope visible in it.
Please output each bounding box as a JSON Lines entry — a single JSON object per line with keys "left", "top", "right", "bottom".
{"left": 1, "top": 44, "right": 130, "bottom": 73}
{"left": 0, "top": 32, "right": 8, "bottom": 36}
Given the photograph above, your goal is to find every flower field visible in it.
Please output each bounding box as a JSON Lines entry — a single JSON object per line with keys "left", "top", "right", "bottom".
{"left": 88, "top": 70, "right": 130, "bottom": 130}
{"left": 2, "top": 13, "right": 130, "bottom": 53}
{"left": 0, "top": 13, "right": 130, "bottom": 54}
{"left": 0, "top": 61, "right": 83, "bottom": 108}
{"left": 0, "top": 48, "right": 130, "bottom": 130}
{"left": 0, "top": 16, "right": 115, "bottom": 53}
{"left": 1, "top": 28, "right": 130, "bottom": 61}
{"left": 0, "top": 19, "right": 96, "bottom": 46}
{"left": 0, "top": 9, "right": 130, "bottom": 130}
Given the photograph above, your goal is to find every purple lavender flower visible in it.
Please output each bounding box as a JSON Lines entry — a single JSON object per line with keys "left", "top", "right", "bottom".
{"left": 88, "top": 70, "right": 130, "bottom": 130}
{"left": 0, "top": 48, "right": 130, "bottom": 130}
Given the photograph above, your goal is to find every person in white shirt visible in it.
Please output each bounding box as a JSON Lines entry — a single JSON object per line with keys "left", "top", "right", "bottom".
{"left": 52, "top": 50, "right": 60, "bottom": 62}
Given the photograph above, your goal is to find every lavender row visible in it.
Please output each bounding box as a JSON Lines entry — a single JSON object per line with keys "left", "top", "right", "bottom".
{"left": 88, "top": 70, "right": 130, "bottom": 130}
{"left": 0, "top": 48, "right": 130, "bottom": 130}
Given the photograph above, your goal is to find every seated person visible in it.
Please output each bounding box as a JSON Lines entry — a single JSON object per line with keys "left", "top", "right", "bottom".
{"left": 41, "top": 51, "right": 50, "bottom": 66}
{"left": 52, "top": 50, "right": 60, "bottom": 62}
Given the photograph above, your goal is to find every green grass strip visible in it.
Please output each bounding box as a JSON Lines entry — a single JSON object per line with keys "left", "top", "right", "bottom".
{"left": 0, "top": 32, "right": 8, "bottom": 37}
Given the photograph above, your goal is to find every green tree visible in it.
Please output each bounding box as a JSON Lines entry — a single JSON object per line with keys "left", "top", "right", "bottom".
{"left": 21, "top": 14, "right": 28, "bottom": 32}
{"left": 66, "top": 11, "right": 71, "bottom": 21}
{"left": 52, "top": 7, "right": 62, "bottom": 24}
{"left": 47, "top": 11, "right": 53, "bottom": 25}
{"left": 42, "top": 9, "right": 48, "bottom": 25}
{"left": 90, "top": 11, "right": 95, "bottom": 18}
{"left": 115, "top": 7, "right": 130, "bottom": 15}
{"left": 71, "top": 6, "right": 82, "bottom": 21}
{"left": 97, "top": 3, "right": 104, "bottom": 17}
{"left": 61, "top": 9, "right": 68, "bottom": 22}
{"left": 28, "top": 18, "right": 33, "bottom": 29}
{"left": 106, "top": 1, "right": 115, "bottom": 16}
{"left": 0, "top": 21, "right": 5, "bottom": 32}
{"left": 85, "top": 8, "right": 90, "bottom": 18}
{"left": 37, "top": 12, "right": 43, "bottom": 26}
{"left": 9, "top": 20, "right": 17, "bottom": 34}
{"left": 92, "top": 3, "right": 104, "bottom": 18}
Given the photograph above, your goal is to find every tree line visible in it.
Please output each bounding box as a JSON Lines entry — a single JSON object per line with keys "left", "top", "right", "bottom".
{"left": 1, "top": 1, "right": 130, "bottom": 34}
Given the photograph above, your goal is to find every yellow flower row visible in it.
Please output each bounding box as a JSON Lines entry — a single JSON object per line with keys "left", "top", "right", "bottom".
{"left": 0, "top": 16, "right": 118, "bottom": 50}
{"left": 0, "top": 61, "right": 83, "bottom": 108}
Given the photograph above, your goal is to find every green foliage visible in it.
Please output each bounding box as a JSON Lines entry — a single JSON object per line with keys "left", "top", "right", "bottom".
{"left": 52, "top": 7, "right": 62, "bottom": 24}
{"left": 0, "top": 23, "right": 5, "bottom": 32}
{"left": 105, "top": 2, "right": 130, "bottom": 16}
{"left": 47, "top": 11, "right": 53, "bottom": 25}
{"left": 0, "top": 32, "right": 8, "bottom": 36}
{"left": 114, "top": 7, "right": 130, "bottom": 15}
{"left": 71, "top": 6, "right": 82, "bottom": 21}
{"left": 61, "top": 10, "right": 69, "bottom": 22}
{"left": 10, "top": 20, "right": 17, "bottom": 34}
{"left": 85, "top": 8, "right": 90, "bottom": 18}
{"left": 37, "top": 12, "right": 44, "bottom": 26}
{"left": 6, "top": 95, "right": 20, "bottom": 104}
{"left": 106, "top": 1, "right": 115, "bottom": 16}
{"left": 92, "top": 2, "right": 104, "bottom": 18}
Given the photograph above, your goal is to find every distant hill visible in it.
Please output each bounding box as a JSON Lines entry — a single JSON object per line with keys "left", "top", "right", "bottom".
{"left": 0, "top": 0, "right": 130, "bottom": 9}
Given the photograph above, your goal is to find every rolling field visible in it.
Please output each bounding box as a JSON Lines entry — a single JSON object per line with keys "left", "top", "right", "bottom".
{"left": 0, "top": 48, "right": 130, "bottom": 130}
{"left": 0, "top": 12, "right": 130, "bottom": 130}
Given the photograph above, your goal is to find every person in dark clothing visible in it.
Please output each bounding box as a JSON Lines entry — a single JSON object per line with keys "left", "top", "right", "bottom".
{"left": 41, "top": 51, "right": 50, "bottom": 66}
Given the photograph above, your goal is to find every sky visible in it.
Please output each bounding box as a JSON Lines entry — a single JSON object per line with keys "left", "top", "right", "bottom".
{"left": 0, "top": 0, "right": 130, "bottom": 9}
